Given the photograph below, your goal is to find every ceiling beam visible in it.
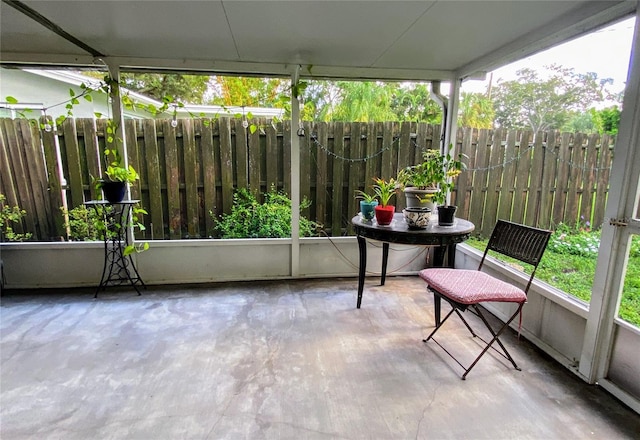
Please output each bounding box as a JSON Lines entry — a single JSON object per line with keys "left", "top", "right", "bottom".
{"left": 0, "top": 54, "right": 454, "bottom": 82}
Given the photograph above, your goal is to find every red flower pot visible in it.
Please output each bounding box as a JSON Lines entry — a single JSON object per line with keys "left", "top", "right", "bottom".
{"left": 374, "top": 205, "right": 395, "bottom": 225}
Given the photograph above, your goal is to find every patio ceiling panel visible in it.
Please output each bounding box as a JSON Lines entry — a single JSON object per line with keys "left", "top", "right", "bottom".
{"left": 1, "top": 1, "right": 237, "bottom": 62}
{"left": 0, "top": 1, "right": 88, "bottom": 57}
{"left": 221, "top": 1, "right": 434, "bottom": 69}
{"left": 377, "top": 1, "right": 584, "bottom": 71}
{"left": 0, "top": 0, "right": 636, "bottom": 81}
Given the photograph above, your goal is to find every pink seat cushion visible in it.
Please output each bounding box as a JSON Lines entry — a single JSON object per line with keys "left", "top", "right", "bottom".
{"left": 418, "top": 268, "right": 527, "bottom": 304}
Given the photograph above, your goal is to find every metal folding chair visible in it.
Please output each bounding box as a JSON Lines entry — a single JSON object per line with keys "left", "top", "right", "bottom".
{"left": 419, "top": 220, "right": 552, "bottom": 379}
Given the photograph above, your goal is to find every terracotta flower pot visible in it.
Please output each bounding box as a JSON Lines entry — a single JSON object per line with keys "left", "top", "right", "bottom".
{"left": 374, "top": 205, "right": 395, "bottom": 225}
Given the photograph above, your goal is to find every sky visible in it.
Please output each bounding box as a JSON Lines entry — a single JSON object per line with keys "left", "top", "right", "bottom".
{"left": 462, "top": 16, "right": 636, "bottom": 97}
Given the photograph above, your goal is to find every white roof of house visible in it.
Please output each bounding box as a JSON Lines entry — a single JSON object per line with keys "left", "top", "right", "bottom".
{"left": 22, "top": 69, "right": 285, "bottom": 119}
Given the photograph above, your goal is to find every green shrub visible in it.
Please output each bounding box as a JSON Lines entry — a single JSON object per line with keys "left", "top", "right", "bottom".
{"left": 0, "top": 194, "right": 32, "bottom": 241}
{"left": 62, "top": 205, "right": 106, "bottom": 241}
{"left": 547, "top": 222, "right": 600, "bottom": 257}
{"left": 213, "top": 188, "right": 319, "bottom": 238}
{"left": 62, "top": 204, "right": 148, "bottom": 255}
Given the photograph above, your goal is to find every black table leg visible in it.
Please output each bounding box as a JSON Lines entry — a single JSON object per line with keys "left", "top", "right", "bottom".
{"left": 381, "top": 242, "right": 389, "bottom": 286}
{"left": 447, "top": 243, "right": 457, "bottom": 268}
{"left": 431, "top": 244, "right": 457, "bottom": 325}
{"left": 356, "top": 235, "right": 367, "bottom": 308}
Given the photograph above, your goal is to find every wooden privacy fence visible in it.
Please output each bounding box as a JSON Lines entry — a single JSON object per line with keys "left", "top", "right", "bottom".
{"left": 454, "top": 128, "right": 614, "bottom": 237}
{"left": 0, "top": 117, "right": 614, "bottom": 241}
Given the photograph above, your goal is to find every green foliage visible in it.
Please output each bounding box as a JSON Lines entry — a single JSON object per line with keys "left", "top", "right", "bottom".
{"left": 213, "top": 188, "right": 319, "bottom": 239}
{"left": 211, "top": 76, "right": 289, "bottom": 108}
{"left": 61, "top": 204, "right": 148, "bottom": 255}
{"left": 548, "top": 222, "right": 599, "bottom": 257}
{"left": 331, "top": 81, "right": 397, "bottom": 122}
{"left": 121, "top": 73, "right": 211, "bottom": 104}
{"left": 396, "top": 148, "right": 466, "bottom": 205}
{"left": 0, "top": 194, "right": 32, "bottom": 241}
{"left": 493, "top": 64, "right": 608, "bottom": 133}
{"left": 391, "top": 83, "right": 443, "bottom": 123}
{"left": 372, "top": 178, "right": 397, "bottom": 207}
{"left": 355, "top": 190, "right": 377, "bottom": 203}
{"left": 458, "top": 92, "right": 495, "bottom": 128}
{"left": 299, "top": 80, "right": 442, "bottom": 123}
{"left": 594, "top": 106, "right": 621, "bottom": 135}
{"left": 62, "top": 205, "right": 106, "bottom": 241}
{"left": 100, "top": 118, "right": 139, "bottom": 184}
{"left": 561, "top": 110, "right": 599, "bottom": 133}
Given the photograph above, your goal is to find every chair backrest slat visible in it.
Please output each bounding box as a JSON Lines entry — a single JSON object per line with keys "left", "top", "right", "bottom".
{"left": 479, "top": 220, "right": 552, "bottom": 293}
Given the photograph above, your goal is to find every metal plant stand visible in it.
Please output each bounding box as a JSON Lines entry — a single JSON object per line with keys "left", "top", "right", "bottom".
{"left": 85, "top": 200, "right": 146, "bottom": 298}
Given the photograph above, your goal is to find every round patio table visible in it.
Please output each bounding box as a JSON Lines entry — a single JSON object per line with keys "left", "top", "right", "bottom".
{"left": 352, "top": 213, "right": 475, "bottom": 324}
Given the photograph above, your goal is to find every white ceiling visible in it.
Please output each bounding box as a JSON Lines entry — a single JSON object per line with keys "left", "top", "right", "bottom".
{"left": 1, "top": 1, "right": 637, "bottom": 81}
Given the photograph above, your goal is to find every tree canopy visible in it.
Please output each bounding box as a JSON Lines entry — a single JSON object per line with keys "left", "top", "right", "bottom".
{"left": 458, "top": 92, "right": 494, "bottom": 129}
{"left": 103, "top": 67, "right": 621, "bottom": 133}
{"left": 120, "top": 73, "right": 210, "bottom": 105}
{"left": 299, "top": 81, "right": 442, "bottom": 123}
{"left": 492, "top": 64, "right": 609, "bottom": 133}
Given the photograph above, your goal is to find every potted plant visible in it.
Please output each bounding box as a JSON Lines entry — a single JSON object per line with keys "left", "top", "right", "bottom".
{"left": 396, "top": 148, "right": 466, "bottom": 209}
{"left": 98, "top": 144, "right": 139, "bottom": 203}
{"left": 436, "top": 204, "right": 457, "bottom": 226}
{"left": 372, "top": 177, "right": 397, "bottom": 226}
{"left": 403, "top": 206, "right": 432, "bottom": 229}
{"left": 355, "top": 190, "right": 378, "bottom": 221}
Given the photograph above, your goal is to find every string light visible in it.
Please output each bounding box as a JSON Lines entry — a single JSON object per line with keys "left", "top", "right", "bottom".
{"left": 541, "top": 144, "right": 611, "bottom": 172}
{"left": 310, "top": 133, "right": 400, "bottom": 162}
{"left": 42, "top": 109, "right": 52, "bottom": 132}
{"left": 309, "top": 132, "right": 608, "bottom": 173}
{"left": 170, "top": 104, "right": 178, "bottom": 127}
{"left": 460, "top": 143, "right": 608, "bottom": 173}
{"left": 241, "top": 106, "right": 249, "bottom": 129}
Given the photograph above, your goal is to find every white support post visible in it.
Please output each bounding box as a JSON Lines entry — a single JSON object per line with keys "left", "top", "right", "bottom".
{"left": 445, "top": 78, "right": 461, "bottom": 153}
{"left": 444, "top": 78, "right": 462, "bottom": 205}
{"left": 579, "top": 8, "right": 640, "bottom": 384}
{"left": 105, "top": 61, "right": 128, "bottom": 176}
{"left": 290, "top": 66, "right": 301, "bottom": 277}
{"left": 104, "top": 61, "right": 134, "bottom": 243}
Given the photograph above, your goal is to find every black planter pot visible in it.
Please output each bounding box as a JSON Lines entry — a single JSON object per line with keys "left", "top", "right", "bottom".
{"left": 101, "top": 181, "right": 127, "bottom": 203}
{"left": 437, "top": 205, "right": 457, "bottom": 226}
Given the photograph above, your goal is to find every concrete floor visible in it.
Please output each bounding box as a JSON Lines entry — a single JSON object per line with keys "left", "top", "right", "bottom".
{"left": 1, "top": 276, "right": 639, "bottom": 439}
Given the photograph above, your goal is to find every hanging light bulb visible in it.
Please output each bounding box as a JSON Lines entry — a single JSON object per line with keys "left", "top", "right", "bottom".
{"left": 241, "top": 106, "right": 249, "bottom": 129}
{"left": 42, "top": 110, "right": 52, "bottom": 132}
{"left": 171, "top": 106, "right": 178, "bottom": 127}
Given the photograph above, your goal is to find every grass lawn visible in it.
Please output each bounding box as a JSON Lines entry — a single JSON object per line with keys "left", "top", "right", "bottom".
{"left": 465, "top": 227, "right": 640, "bottom": 328}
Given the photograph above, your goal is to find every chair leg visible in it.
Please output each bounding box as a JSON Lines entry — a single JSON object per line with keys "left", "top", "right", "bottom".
{"left": 455, "top": 309, "right": 478, "bottom": 337}
{"left": 473, "top": 305, "right": 521, "bottom": 366}
{"left": 461, "top": 305, "right": 523, "bottom": 380}
{"left": 423, "top": 307, "right": 456, "bottom": 342}
{"left": 423, "top": 298, "right": 524, "bottom": 379}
